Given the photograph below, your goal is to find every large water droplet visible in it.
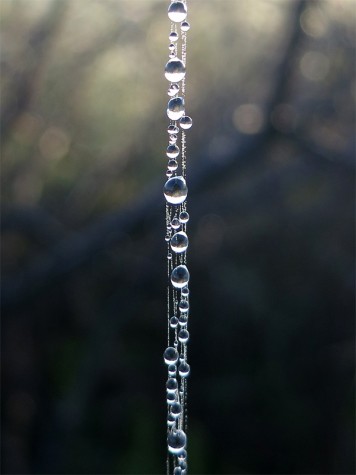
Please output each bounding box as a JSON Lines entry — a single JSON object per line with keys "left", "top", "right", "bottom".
{"left": 180, "top": 116, "right": 193, "bottom": 129}
{"left": 167, "top": 378, "right": 178, "bottom": 393}
{"left": 178, "top": 361, "right": 190, "bottom": 377}
{"left": 171, "top": 231, "right": 188, "bottom": 253}
{"left": 167, "top": 144, "right": 180, "bottom": 158}
{"left": 168, "top": 2, "right": 187, "bottom": 22}
{"left": 170, "top": 402, "right": 182, "bottom": 418}
{"left": 171, "top": 265, "right": 190, "bottom": 288}
{"left": 167, "top": 97, "right": 185, "bottom": 120}
{"left": 165, "top": 58, "right": 186, "bottom": 83}
{"left": 168, "top": 429, "right": 187, "bottom": 454}
{"left": 164, "top": 347, "right": 179, "bottom": 364}
{"left": 178, "top": 329, "right": 189, "bottom": 342}
{"left": 164, "top": 176, "right": 188, "bottom": 205}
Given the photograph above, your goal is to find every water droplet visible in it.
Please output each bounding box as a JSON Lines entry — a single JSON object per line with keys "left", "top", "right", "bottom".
{"left": 168, "top": 2, "right": 187, "bottom": 23}
{"left": 169, "top": 134, "right": 178, "bottom": 144}
{"left": 178, "top": 449, "right": 187, "bottom": 460}
{"left": 179, "top": 116, "right": 193, "bottom": 129}
{"left": 169, "top": 43, "right": 176, "bottom": 51}
{"left": 170, "top": 316, "right": 179, "bottom": 328}
{"left": 178, "top": 329, "right": 189, "bottom": 342}
{"left": 179, "top": 460, "right": 187, "bottom": 470}
{"left": 167, "top": 253, "right": 172, "bottom": 260}
{"left": 179, "top": 211, "right": 189, "bottom": 223}
{"left": 181, "top": 286, "right": 189, "bottom": 296}
{"left": 164, "top": 176, "right": 188, "bottom": 205}
{"left": 178, "top": 361, "right": 190, "bottom": 377}
{"left": 179, "top": 300, "right": 189, "bottom": 313}
{"left": 169, "top": 52, "right": 176, "bottom": 59}
{"left": 168, "top": 364, "right": 177, "bottom": 376}
{"left": 167, "top": 392, "right": 176, "bottom": 404}
{"left": 170, "top": 231, "right": 188, "bottom": 253}
{"left": 168, "top": 125, "right": 179, "bottom": 135}
{"left": 165, "top": 235, "right": 170, "bottom": 242}
{"left": 167, "top": 378, "right": 178, "bottom": 393}
{"left": 164, "top": 347, "right": 179, "bottom": 365}
{"left": 167, "top": 413, "right": 176, "bottom": 426}
{"left": 165, "top": 58, "right": 186, "bottom": 83}
{"left": 168, "top": 159, "right": 178, "bottom": 171}
{"left": 170, "top": 402, "right": 182, "bottom": 418}
{"left": 179, "top": 353, "right": 185, "bottom": 361}
{"left": 171, "top": 264, "right": 190, "bottom": 288}
{"left": 167, "top": 97, "right": 185, "bottom": 120}
{"left": 168, "top": 84, "right": 180, "bottom": 96}
{"left": 178, "top": 315, "right": 188, "bottom": 326}
{"left": 167, "top": 144, "right": 180, "bottom": 158}
{"left": 181, "top": 21, "right": 190, "bottom": 32}
{"left": 169, "top": 31, "right": 179, "bottom": 42}
{"left": 168, "top": 429, "right": 186, "bottom": 454}
{"left": 166, "top": 170, "right": 173, "bottom": 178}
{"left": 171, "top": 218, "right": 181, "bottom": 229}
{"left": 173, "top": 467, "right": 182, "bottom": 475}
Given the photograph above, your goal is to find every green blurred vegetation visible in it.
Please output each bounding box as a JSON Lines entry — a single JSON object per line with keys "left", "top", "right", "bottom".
{"left": 1, "top": 0, "right": 355, "bottom": 474}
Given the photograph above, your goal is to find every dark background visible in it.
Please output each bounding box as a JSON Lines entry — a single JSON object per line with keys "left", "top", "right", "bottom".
{"left": 1, "top": 0, "right": 355, "bottom": 474}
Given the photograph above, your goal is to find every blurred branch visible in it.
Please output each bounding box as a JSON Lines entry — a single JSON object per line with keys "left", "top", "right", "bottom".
{"left": 1, "top": 0, "right": 68, "bottom": 142}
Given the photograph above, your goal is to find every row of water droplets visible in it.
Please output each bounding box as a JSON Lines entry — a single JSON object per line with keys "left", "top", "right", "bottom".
{"left": 163, "top": 2, "right": 192, "bottom": 475}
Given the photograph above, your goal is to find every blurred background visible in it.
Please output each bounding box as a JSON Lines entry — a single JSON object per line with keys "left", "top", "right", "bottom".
{"left": 1, "top": 0, "right": 355, "bottom": 473}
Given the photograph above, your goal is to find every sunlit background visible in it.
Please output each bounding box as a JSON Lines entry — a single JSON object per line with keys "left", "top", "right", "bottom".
{"left": 1, "top": 0, "right": 355, "bottom": 474}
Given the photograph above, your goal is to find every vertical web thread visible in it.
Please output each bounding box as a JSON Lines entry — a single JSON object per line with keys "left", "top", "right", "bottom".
{"left": 163, "top": 1, "right": 192, "bottom": 474}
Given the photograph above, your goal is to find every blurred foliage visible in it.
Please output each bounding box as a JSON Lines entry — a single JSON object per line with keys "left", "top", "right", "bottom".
{"left": 1, "top": 0, "right": 355, "bottom": 474}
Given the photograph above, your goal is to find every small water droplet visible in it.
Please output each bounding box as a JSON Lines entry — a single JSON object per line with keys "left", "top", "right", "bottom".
{"left": 168, "top": 125, "right": 179, "bottom": 135}
{"left": 167, "top": 97, "right": 185, "bottom": 120}
{"left": 178, "top": 361, "right": 190, "bottom": 377}
{"left": 179, "top": 300, "right": 189, "bottom": 313}
{"left": 170, "top": 316, "right": 179, "bottom": 328}
{"left": 178, "top": 329, "right": 189, "bottom": 343}
{"left": 170, "top": 402, "right": 182, "bottom": 418}
{"left": 178, "top": 449, "right": 187, "bottom": 460}
{"left": 165, "top": 235, "right": 170, "bottom": 242}
{"left": 166, "top": 170, "right": 173, "bottom": 178}
{"left": 179, "top": 211, "right": 189, "bottom": 223}
{"left": 173, "top": 467, "right": 182, "bottom": 475}
{"left": 167, "top": 378, "right": 178, "bottom": 393}
{"left": 181, "top": 286, "right": 189, "bottom": 296}
{"left": 167, "top": 413, "right": 176, "bottom": 426}
{"left": 168, "top": 2, "right": 188, "bottom": 23}
{"left": 170, "top": 231, "right": 188, "bottom": 253}
{"left": 167, "top": 392, "right": 176, "bottom": 404}
{"left": 169, "top": 43, "right": 175, "bottom": 51}
{"left": 165, "top": 58, "right": 186, "bottom": 83}
{"left": 168, "top": 364, "right": 177, "bottom": 376}
{"left": 169, "top": 31, "right": 179, "bottom": 42}
{"left": 171, "top": 264, "right": 190, "bottom": 288}
{"left": 167, "top": 144, "right": 180, "bottom": 158}
{"left": 168, "top": 84, "right": 179, "bottom": 96}
{"left": 171, "top": 218, "right": 181, "bottom": 229}
{"left": 164, "top": 347, "right": 179, "bottom": 365}
{"left": 169, "top": 134, "right": 178, "bottom": 145}
{"left": 164, "top": 176, "right": 188, "bottom": 205}
{"left": 181, "top": 21, "right": 190, "bottom": 32}
{"left": 178, "top": 315, "right": 188, "bottom": 326}
{"left": 169, "top": 52, "right": 176, "bottom": 59}
{"left": 167, "top": 253, "right": 172, "bottom": 260}
{"left": 179, "top": 460, "right": 187, "bottom": 470}
{"left": 168, "top": 159, "right": 178, "bottom": 171}
{"left": 179, "top": 116, "right": 193, "bottom": 129}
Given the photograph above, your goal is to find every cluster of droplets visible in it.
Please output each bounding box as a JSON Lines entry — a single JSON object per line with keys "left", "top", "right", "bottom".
{"left": 163, "top": 2, "right": 192, "bottom": 474}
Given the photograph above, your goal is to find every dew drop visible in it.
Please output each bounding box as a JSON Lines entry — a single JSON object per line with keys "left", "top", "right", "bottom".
{"left": 169, "top": 43, "right": 175, "bottom": 51}
{"left": 170, "top": 402, "right": 182, "bottom": 418}
{"left": 168, "top": 2, "right": 187, "bottom": 23}
{"left": 167, "top": 159, "right": 178, "bottom": 171}
{"left": 179, "top": 211, "right": 189, "bottom": 223}
{"left": 178, "top": 361, "right": 190, "bottom": 377}
{"left": 167, "top": 413, "right": 176, "bottom": 427}
{"left": 164, "top": 176, "right": 188, "bottom": 205}
{"left": 181, "top": 286, "right": 189, "bottom": 296}
{"left": 166, "top": 144, "right": 180, "bottom": 158}
{"left": 167, "top": 97, "right": 185, "bottom": 120}
{"left": 168, "top": 429, "right": 186, "bottom": 454}
{"left": 165, "top": 58, "right": 186, "bottom": 83}
{"left": 181, "top": 21, "right": 190, "bottom": 32}
{"left": 164, "top": 347, "right": 179, "bottom": 365}
{"left": 178, "top": 315, "right": 188, "bottom": 326}
{"left": 174, "top": 468, "right": 182, "bottom": 475}
{"left": 179, "top": 460, "right": 187, "bottom": 470}
{"left": 169, "top": 134, "right": 178, "bottom": 144}
{"left": 167, "top": 253, "right": 172, "bottom": 260}
{"left": 170, "top": 231, "right": 188, "bottom": 253}
{"left": 178, "top": 449, "right": 187, "bottom": 460}
{"left": 168, "top": 364, "right": 177, "bottom": 376}
{"left": 179, "top": 115, "right": 193, "bottom": 129}
{"left": 168, "top": 84, "right": 179, "bottom": 96}
{"left": 170, "top": 316, "right": 179, "bottom": 328}
{"left": 166, "top": 170, "right": 173, "bottom": 178}
{"left": 165, "top": 235, "right": 170, "bottom": 242}
{"left": 167, "top": 378, "right": 178, "bottom": 393}
{"left": 168, "top": 125, "right": 179, "bottom": 135}
{"left": 171, "top": 218, "right": 181, "bottom": 229}
{"left": 167, "top": 392, "right": 176, "bottom": 404}
{"left": 169, "top": 52, "right": 176, "bottom": 59}
{"left": 179, "top": 300, "right": 189, "bottom": 313}
{"left": 171, "top": 264, "right": 190, "bottom": 288}
{"left": 169, "top": 31, "right": 179, "bottom": 42}
{"left": 178, "top": 329, "right": 189, "bottom": 343}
